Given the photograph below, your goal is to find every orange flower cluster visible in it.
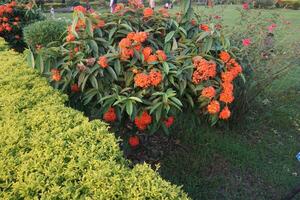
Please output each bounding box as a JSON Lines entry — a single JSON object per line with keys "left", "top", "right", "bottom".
{"left": 201, "top": 86, "right": 216, "bottom": 99}
{"left": 134, "top": 69, "right": 162, "bottom": 88}
{"left": 142, "top": 47, "right": 167, "bottom": 63}
{"left": 51, "top": 69, "right": 61, "bottom": 81}
{"left": 134, "top": 111, "right": 152, "bottom": 130}
{"left": 98, "top": 56, "right": 108, "bottom": 68}
{"left": 207, "top": 100, "right": 220, "bottom": 114}
{"left": 119, "top": 32, "right": 148, "bottom": 60}
{"left": 192, "top": 57, "right": 216, "bottom": 84}
{"left": 103, "top": 107, "right": 117, "bottom": 122}
{"left": 114, "top": 3, "right": 125, "bottom": 13}
{"left": 219, "top": 51, "right": 243, "bottom": 106}
{"left": 143, "top": 8, "right": 153, "bottom": 18}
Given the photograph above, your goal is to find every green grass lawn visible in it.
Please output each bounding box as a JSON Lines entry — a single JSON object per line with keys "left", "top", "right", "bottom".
{"left": 49, "top": 5, "right": 300, "bottom": 199}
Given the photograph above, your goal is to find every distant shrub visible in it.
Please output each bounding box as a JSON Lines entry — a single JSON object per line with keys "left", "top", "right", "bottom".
{"left": 253, "top": 0, "right": 276, "bottom": 8}
{"left": 277, "top": 0, "right": 300, "bottom": 9}
{"left": 0, "top": 38, "right": 189, "bottom": 199}
{"left": 23, "top": 19, "right": 67, "bottom": 50}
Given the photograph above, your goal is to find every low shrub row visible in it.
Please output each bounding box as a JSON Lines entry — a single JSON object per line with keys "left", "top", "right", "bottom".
{"left": 0, "top": 38, "right": 189, "bottom": 199}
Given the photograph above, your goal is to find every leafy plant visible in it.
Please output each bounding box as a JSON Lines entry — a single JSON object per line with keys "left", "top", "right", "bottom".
{"left": 29, "top": 4, "right": 245, "bottom": 137}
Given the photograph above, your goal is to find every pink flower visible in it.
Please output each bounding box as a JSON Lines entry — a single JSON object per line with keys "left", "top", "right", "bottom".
{"left": 242, "top": 3, "right": 249, "bottom": 10}
{"left": 242, "top": 38, "right": 251, "bottom": 47}
{"left": 268, "top": 23, "right": 277, "bottom": 32}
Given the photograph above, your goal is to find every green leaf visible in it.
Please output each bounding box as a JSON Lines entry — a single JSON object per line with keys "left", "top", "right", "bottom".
{"left": 171, "top": 97, "right": 183, "bottom": 107}
{"left": 126, "top": 101, "right": 133, "bottom": 116}
{"left": 114, "top": 59, "right": 121, "bottom": 75}
{"left": 172, "top": 37, "right": 178, "bottom": 51}
{"left": 165, "top": 31, "right": 175, "bottom": 44}
{"left": 120, "top": 23, "right": 133, "bottom": 31}
{"left": 129, "top": 97, "right": 143, "bottom": 103}
{"left": 89, "top": 40, "right": 99, "bottom": 58}
{"left": 89, "top": 75, "right": 98, "bottom": 89}
{"left": 107, "top": 67, "right": 118, "bottom": 80}
{"left": 162, "top": 62, "right": 169, "bottom": 74}
{"left": 196, "top": 31, "right": 210, "bottom": 43}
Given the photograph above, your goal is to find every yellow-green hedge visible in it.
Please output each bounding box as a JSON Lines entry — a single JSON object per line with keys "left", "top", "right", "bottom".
{"left": 0, "top": 39, "right": 189, "bottom": 199}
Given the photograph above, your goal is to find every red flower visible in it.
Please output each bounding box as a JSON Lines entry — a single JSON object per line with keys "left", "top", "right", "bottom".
{"left": 73, "top": 5, "right": 86, "bottom": 13}
{"left": 134, "top": 111, "right": 152, "bottom": 130}
{"left": 199, "top": 24, "right": 210, "bottom": 32}
{"left": 71, "top": 83, "right": 80, "bottom": 93}
{"left": 242, "top": 38, "right": 251, "bottom": 47}
{"left": 191, "top": 19, "right": 197, "bottom": 26}
{"left": 242, "top": 3, "right": 249, "bottom": 10}
{"left": 5, "top": 25, "right": 12, "bottom": 32}
{"left": 129, "top": 135, "right": 140, "bottom": 148}
{"left": 103, "top": 107, "right": 117, "bottom": 122}
{"left": 15, "top": 35, "right": 20, "bottom": 40}
{"left": 164, "top": 116, "right": 174, "bottom": 128}
{"left": 2, "top": 17, "right": 8, "bottom": 22}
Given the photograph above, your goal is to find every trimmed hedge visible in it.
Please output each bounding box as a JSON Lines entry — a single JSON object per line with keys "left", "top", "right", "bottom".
{"left": 0, "top": 39, "right": 189, "bottom": 199}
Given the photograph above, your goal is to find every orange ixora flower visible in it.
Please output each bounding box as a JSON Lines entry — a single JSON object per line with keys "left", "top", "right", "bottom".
{"left": 120, "top": 48, "right": 134, "bottom": 60}
{"left": 103, "top": 107, "right": 117, "bottom": 122}
{"left": 134, "top": 111, "right": 152, "bottom": 130}
{"left": 201, "top": 86, "right": 216, "bottom": 99}
{"left": 114, "top": 3, "right": 124, "bottom": 12}
{"left": 207, "top": 100, "right": 220, "bottom": 114}
{"left": 192, "top": 58, "right": 216, "bottom": 84}
{"left": 66, "top": 34, "right": 75, "bottom": 42}
{"left": 219, "top": 82, "right": 234, "bottom": 103}
{"left": 199, "top": 24, "right": 210, "bottom": 32}
{"left": 219, "top": 106, "right": 231, "bottom": 120}
{"left": 98, "top": 56, "right": 108, "bottom": 68}
{"left": 132, "top": 32, "right": 148, "bottom": 43}
{"left": 119, "top": 38, "right": 132, "bottom": 49}
{"left": 156, "top": 50, "right": 167, "bottom": 61}
{"left": 134, "top": 73, "right": 150, "bottom": 88}
{"left": 143, "top": 7, "right": 154, "bottom": 18}
{"left": 142, "top": 47, "right": 152, "bottom": 61}
{"left": 149, "top": 69, "right": 162, "bottom": 86}
{"left": 128, "top": 0, "right": 144, "bottom": 8}
{"left": 51, "top": 69, "right": 61, "bottom": 81}
{"left": 219, "top": 51, "right": 231, "bottom": 63}
{"left": 146, "top": 54, "right": 158, "bottom": 64}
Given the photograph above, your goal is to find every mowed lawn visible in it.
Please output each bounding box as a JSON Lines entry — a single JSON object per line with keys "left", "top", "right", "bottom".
{"left": 49, "top": 5, "right": 300, "bottom": 199}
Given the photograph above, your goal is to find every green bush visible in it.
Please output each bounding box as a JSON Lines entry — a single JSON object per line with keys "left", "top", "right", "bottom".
{"left": 277, "top": 0, "right": 300, "bottom": 9}
{"left": 23, "top": 19, "right": 67, "bottom": 50}
{"left": 253, "top": 0, "right": 275, "bottom": 8}
{"left": 0, "top": 38, "right": 189, "bottom": 199}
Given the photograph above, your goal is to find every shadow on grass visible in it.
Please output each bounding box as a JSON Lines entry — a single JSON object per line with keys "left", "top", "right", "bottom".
{"left": 159, "top": 78, "right": 300, "bottom": 199}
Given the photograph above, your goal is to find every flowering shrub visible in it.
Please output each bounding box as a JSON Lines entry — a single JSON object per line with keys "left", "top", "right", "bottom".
{"left": 30, "top": 4, "right": 244, "bottom": 138}
{"left": 0, "top": 1, "right": 43, "bottom": 51}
